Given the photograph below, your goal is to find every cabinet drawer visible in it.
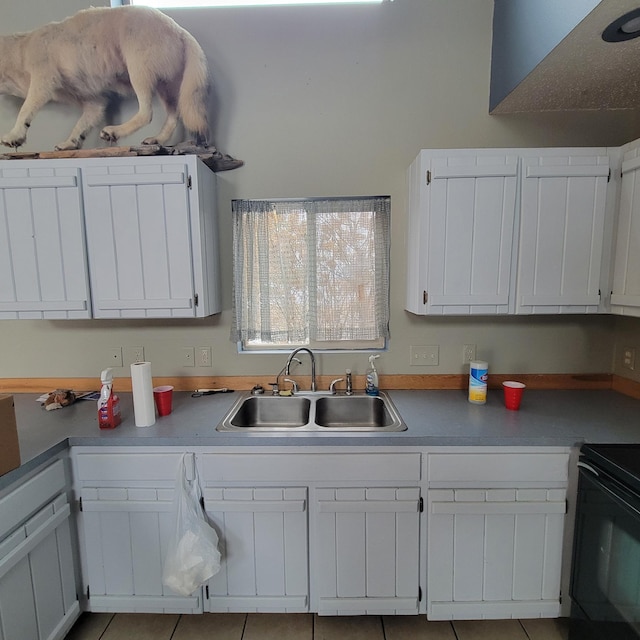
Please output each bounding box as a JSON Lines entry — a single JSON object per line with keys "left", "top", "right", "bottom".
{"left": 74, "top": 452, "right": 185, "bottom": 482}
{"left": 0, "top": 459, "right": 66, "bottom": 540}
{"left": 427, "top": 452, "right": 568, "bottom": 486}
{"left": 198, "top": 453, "right": 422, "bottom": 483}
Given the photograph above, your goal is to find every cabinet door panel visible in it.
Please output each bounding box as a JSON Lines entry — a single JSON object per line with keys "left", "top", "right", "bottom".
{"left": 518, "top": 155, "right": 609, "bottom": 313}
{"left": 0, "top": 166, "right": 90, "bottom": 319}
{"left": 30, "top": 529, "right": 66, "bottom": 640}
{"left": 80, "top": 488, "right": 202, "bottom": 613}
{"left": 406, "top": 151, "right": 518, "bottom": 315}
{"left": 130, "top": 512, "right": 164, "bottom": 597}
{"left": 428, "top": 156, "right": 518, "bottom": 312}
{"left": 254, "top": 512, "right": 286, "bottom": 596}
{"left": 315, "top": 487, "right": 420, "bottom": 615}
{"left": 336, "top": 512, "right": 366, "bottom": 597}
{"left": 0, "top": 557, "right": 38, "bottom": 640}
{"left": 452, "top": 514, "right": 484, "bottom": 602}
{"left": 203, "top": 487, "right": 308, "bottom": 613}
{"left": 366, "top": 512, "right": 396, "bottom": 597}
{"left": 82, "top": 164, "right": 196, "bottom": 319}
{"left": 612, "top": 151, "right": 640, "bottom": 315}
{"left": 483, "top": 514, "right": 515, "bottom": 601}
{"left": 0, "top": 491, "right": 80, "bottom": 640}
{"left": 428, "top": 488, "right": 565, "bottom": 620}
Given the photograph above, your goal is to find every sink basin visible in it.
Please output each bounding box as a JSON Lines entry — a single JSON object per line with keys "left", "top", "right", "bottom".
{"left": 217, "top": 392, "right": 406, "bottom": 432}
{"left": 227, "top": 396, "right": 311, "bottom": 428}
{"left": 315, "top": 395, "right": 397, "bottom": 429}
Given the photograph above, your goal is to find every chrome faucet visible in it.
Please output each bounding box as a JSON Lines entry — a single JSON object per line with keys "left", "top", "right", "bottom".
{"left": 345, "top": 369, "right": 353, "bottom": 395}
{"left": 272, "top": 357, "right": 301, "bottom": 394}
{"left": 285, "top": 347, "right": 317, "bottom": 392}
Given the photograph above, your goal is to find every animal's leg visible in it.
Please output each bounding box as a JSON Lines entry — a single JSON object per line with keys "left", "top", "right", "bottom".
{"left": 142, "top": 111, "right": 178, "bottom": 146}
{"left": 142, "top": 87, "right": 179, "bottom": 145}
{"left": 55, "top": 101, "right": 106, "bottom": 151}
{"left": 1, "top": 82, "right": 52, "bottom": 148}
{"left": 100, "top": 69, "right": 154, "bottom": 144}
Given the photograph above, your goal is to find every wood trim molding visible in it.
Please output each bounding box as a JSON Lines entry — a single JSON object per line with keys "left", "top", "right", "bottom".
{"left": 612, "top": 374, "right": 640, "bottom": 400}
{"left": 0, "top": 373, "right": 616, "bottom": 394}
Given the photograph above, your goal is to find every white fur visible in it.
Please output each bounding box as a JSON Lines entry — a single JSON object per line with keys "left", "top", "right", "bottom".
{"left": 0, "top": 6, "right": 210, "bottom": 150}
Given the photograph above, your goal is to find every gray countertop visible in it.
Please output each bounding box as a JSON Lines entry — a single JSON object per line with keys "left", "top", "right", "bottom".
{"left": 4, "top": 388, "right": 640, "bottom": 490}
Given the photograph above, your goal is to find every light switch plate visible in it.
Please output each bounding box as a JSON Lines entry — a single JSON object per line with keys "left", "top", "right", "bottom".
{"left": 410, "top": 345, "right": 439, "bottom": 366}
{"left": 182, "top": 347, "right": 195, "bottom": 367}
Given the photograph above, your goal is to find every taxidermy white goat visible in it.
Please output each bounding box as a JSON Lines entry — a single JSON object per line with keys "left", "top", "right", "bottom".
{"left": 0, "top": 5, "right": 210, "bottom": 150}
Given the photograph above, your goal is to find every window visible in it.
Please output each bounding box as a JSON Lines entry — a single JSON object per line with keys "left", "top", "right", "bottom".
{"left": 232, "top": 196, "right": 390, "bottom": 351}
{"left": 122, "top": 1, "right": 384, "bottom": 7}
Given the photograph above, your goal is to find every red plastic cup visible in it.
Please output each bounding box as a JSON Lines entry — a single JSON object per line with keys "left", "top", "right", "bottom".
{"left": 503, "top": 381, "right": 525, "bottom": 410}
{"left": 153, "top": 385, "right": 174, "bottom": 416}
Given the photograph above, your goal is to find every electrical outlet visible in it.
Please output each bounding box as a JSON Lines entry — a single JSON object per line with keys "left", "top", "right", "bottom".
{"left": 182, "top": 347, "right": 195, "bottom": 368}
{"left": 410, "top": 345, "right": 439, "bottom": 366}
{"left": 197, "top": 346, "right": 212, "bottom": 367}
{"left": 124, "top": 346, "right": 145, "bottom": 365}
{"left": 108, "top": 347, "right": 123, "bottom": 367}
{"left": 463, "top": 344, "right": 476, "bottom": 364}
{"left": 623, "top": 347, "right": 636, "bottom": 371}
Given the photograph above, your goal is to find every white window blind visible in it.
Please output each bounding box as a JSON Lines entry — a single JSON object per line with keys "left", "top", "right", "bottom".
{"left": 231, "top": 196, "right": 390, "bottom": 349}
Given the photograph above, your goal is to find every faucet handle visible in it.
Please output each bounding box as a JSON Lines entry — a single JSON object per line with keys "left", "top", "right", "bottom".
{"left": 284, "top": 378, "right": 299, "bottom": 393}
{"left": 269, "top": 382, "right": 279, "bottom": 395}
{"left": 329, "top": 378, "right": 344, "bottom": 394}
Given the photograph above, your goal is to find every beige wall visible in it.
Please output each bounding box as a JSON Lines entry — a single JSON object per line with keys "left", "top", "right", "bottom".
{"left": 0, "top": 0, "right": 638, "bottom": 382}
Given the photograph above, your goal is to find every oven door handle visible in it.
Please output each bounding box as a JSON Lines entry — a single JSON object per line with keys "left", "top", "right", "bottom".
{"left": 580, "top": 466, "right": 640, "bottom": 519}
{"left": 577, "top": 461, "right": 599, "bottom": 476}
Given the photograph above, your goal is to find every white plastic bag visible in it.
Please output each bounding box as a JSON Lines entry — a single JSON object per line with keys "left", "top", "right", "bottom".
{"left": 162, "top": 453, "right": 221, "bottom": 596}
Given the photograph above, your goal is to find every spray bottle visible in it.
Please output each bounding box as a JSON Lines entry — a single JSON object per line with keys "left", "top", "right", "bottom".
{"left": 97, "top": 367, "right": 121, "bottom": 429}
{"left": 365, "top": 354, "right": 380, "bottom": 396}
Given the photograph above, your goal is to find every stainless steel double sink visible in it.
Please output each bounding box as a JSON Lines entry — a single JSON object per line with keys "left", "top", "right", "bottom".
{"left": 217, "top": 391, "right": 406, "bottom": 432}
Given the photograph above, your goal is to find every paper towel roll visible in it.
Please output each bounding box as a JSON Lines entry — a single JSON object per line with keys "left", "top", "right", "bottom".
{"left": 131, "top": 362, "right": 156, "bottom": 427}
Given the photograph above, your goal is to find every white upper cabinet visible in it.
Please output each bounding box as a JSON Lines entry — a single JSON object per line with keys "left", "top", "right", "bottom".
{"left": 0, "top": 156, "right": 220, "bottom": 320}
{"left": 82, "top": 156, "right": 220, "bottom": 319}
{"left": 517, "top": 152, "right": 609, "bottom": 314}
{"left": 406, "top": 150, "right": 518, "bottom": 315}
{"left": 611, "top": 139, "right": 640, "bottom": 317}
{"left": 406, "top": 148, "right": 610, "bottom": 315}
{"left": 0, "top": 163, "right": 91, "bottom": 319}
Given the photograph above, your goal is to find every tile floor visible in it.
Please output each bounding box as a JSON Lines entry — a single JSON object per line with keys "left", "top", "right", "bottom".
{"left": 65, "top": 613, "right": 571, "bottom": 640}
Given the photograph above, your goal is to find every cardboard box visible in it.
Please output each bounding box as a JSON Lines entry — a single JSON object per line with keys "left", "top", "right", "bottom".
{"left": 0, "top": 394, "right": 20, "bottom": 476}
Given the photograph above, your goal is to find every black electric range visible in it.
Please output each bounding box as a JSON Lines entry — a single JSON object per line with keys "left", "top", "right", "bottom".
{"left": 570, "top": 443, "right": 640, "bottom": 640}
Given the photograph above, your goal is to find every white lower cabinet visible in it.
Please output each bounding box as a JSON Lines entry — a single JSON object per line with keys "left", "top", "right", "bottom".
{"left": 198, "top": 450, "right": 422, "bottom": 616}
{"left": 425, "top": 449, "right": 570, "bottom": 620}
{"left": 202, "top": 487, "right": 308, "bottom": 613}
{"left": 69, "top": 446, "right": 570, "bottom": 621}
{"left": 0, "top": 458, "right": 80, "bottom": 640}
{"left": 73, "top": 449, "right": 202, "bottom": 614}
{"left": 314, "top": 487, "right": 420, "bottom": 615}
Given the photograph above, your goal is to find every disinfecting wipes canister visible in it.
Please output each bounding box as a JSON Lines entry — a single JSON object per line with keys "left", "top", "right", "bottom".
{"left": 468, "top": 360, "right": 488, "bottom": 404}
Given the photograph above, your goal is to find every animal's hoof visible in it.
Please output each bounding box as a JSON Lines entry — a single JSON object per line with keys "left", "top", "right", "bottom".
{"left": 54, "top": 142, "right": 81, "bottom": 151}
{"left": 100, "top": 128, "right": 118, "bottom": 143}
{"left": 1, "top": 136, "right": 25, "bottom": 148}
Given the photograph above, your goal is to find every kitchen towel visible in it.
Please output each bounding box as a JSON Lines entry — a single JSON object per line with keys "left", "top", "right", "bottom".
{"left": 131, "top": 362, "right": 156, "bottom": 427}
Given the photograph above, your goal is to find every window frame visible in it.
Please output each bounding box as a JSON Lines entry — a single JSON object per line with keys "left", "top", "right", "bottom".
{"left": 231, "top": 196, "right": 391, "bottom": 354}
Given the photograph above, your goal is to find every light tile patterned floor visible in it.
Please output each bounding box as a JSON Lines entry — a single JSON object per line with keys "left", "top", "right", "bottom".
{"left": 64, "top": 613, "right": 571, "bottom": 640}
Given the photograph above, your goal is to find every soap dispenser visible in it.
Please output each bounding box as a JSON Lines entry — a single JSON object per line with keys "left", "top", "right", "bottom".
{"left": 365, "top": 355, "right": 380, "bottom": 396}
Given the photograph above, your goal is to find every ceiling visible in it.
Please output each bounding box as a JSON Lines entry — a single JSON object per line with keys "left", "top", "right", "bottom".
{"left": 491, "top": 0, "right": 640, "bottom": 113}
